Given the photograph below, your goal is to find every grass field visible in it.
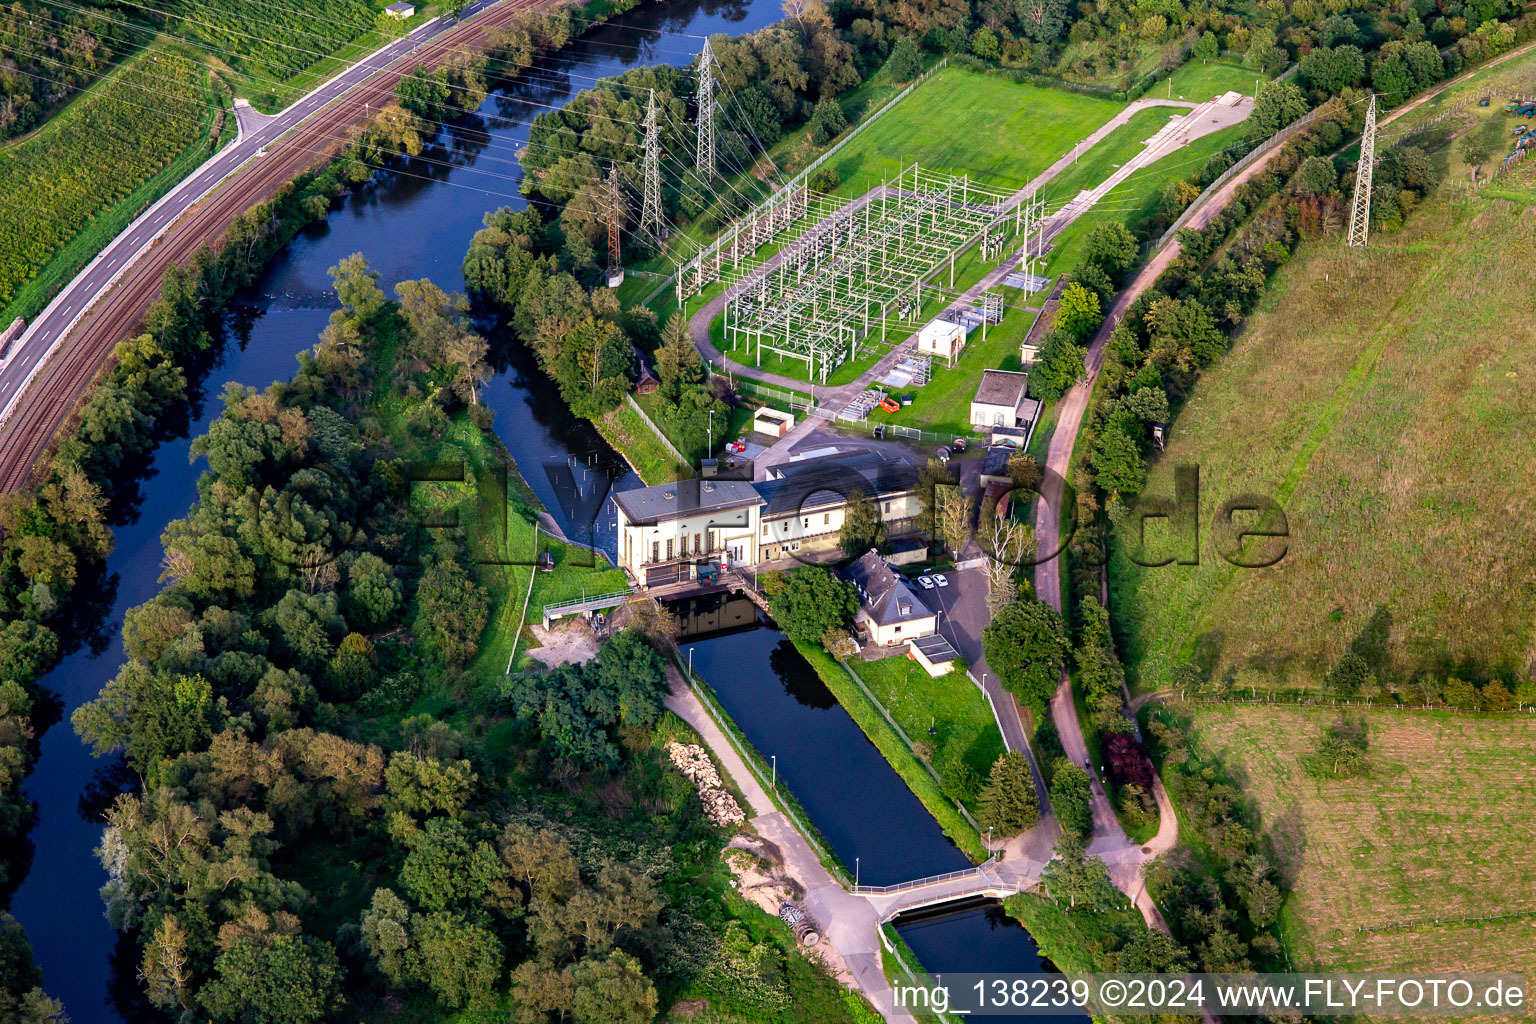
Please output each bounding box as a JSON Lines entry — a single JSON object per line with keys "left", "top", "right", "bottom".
{"left": 797, "top": 643, "right": 991, "bottom": 860}
{"left": 1110, "top": 183, "right": 1536, "bottom": 693}
{"left": 820, "top": 66, "right": 1124, "bottom": 196}
{"left": 1165, "top": 60, "right": 1263, "bottom": 103}
{"left": 1187, "top": 704, "right": 1536, "bottom": 982}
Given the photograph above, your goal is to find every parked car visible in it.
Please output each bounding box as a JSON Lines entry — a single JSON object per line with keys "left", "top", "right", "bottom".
{"left": 935, "top": 447, "right": 950, "bottom": 462}
{"left": 951, "top": 437, "right": 968, "bottom": 453}
{"left": 916, "top": 575, "right": 936, "bottom": 590}
{"left": 933, "top": 574, "right": 949, "bottom": 588}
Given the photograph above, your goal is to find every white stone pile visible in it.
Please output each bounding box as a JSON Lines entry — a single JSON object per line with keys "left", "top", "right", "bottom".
{"left": 667, "top": 742, "right": 746, "bottom": 827}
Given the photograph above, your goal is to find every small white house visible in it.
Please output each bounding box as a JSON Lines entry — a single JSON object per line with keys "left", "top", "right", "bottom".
{"left": 971, "top": 369, "right": 1032, "bottom": 428}
{"left": 385, "top": 1, "right": 415, "bottom": 18}
{"left": 1020, "top": 336, "right": 1040, "bottom": 366}
{"left": 917, "top": 319, "right": 965, "bottom": 367}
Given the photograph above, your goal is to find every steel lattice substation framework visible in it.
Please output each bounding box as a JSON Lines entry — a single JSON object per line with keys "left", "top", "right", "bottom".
{"left": 711, "top": 165, "right": 1011, "bottom": 383}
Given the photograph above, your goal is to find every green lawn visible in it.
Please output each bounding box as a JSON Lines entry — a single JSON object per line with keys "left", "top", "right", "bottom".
{"left": 820, "top": 66, "right": 1125, "bottom": 196}
{"left": 847, "top": 655, "right": 1006, "bottom": 791}
{"left": 796, "top": 643, "right": 991, "bottom": 860}
{"left": 1165, "top": 60, "right": 1265, "bottom": 103}
{"left": 1044, "top": 120, "right": 1250, "bottom": 274}
{"left": 592, "top": 402, "right": 685, "bottom": 485}
{"left": 865, "top": 301, "right": 1039, "bottom": 436}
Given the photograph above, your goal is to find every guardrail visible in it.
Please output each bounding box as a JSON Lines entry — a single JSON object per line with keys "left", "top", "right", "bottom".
{"left": 541, "top": 588, "right": 633, "bottom": 618}
{"left": 1154, "top": 103, "right": 1329, "bottom": 251}
{"left": 852, "top": 856, "right": 999, "bottom": 895}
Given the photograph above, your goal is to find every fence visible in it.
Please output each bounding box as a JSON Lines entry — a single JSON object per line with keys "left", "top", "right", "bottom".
{"left": 728, "top": 375, "right": 817, "bottom": 413}
{"left": 642, "top": 59, "right": 950, "bottom": 308}
{"left": 1154, "top": 104, "right": 1330, "bottom": 251}
{"left": 852, "top": 856, "right": 999, "bottom": 895}
{"left": 623, "top": 393, "right": 688, "bottom": 466}
{"left": 672, "top": 651, "right": 853, "bottom": 887}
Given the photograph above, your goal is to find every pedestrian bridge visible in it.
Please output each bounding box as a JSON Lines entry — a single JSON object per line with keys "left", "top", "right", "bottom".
{"left": 854, "top": 857, "right": 1041, "bottom": 923}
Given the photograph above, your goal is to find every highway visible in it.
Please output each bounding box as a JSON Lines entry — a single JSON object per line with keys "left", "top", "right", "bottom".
{"left": 0, "top": 0, "right": 531, "bottom": 489}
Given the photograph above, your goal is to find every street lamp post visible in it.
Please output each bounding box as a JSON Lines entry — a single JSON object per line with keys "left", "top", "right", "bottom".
{"left": 987, "top": 826, "right": 993, "bottom": 855}
{"left": 687, "top": 646, "right": 693, "bottom": 680}
{"left": 771, "top": 755, "right": 777, "bottom": 789}
{"left": 708, "top": 408, "right": 715, "bottom": 459}
{"left": 855, "top": 856, "right": 860, "bottom": 889}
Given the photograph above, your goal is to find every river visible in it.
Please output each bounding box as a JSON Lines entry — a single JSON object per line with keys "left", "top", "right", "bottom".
{"left": 11, "top": 1, "right": 779, "bottom": 1018}
{"left": 14, "top": 0, "right": 1066, "bottom": 1016}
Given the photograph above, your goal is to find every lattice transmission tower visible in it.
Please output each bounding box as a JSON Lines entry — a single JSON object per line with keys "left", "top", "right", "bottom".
{"left": 605, "top": 166, "right": 626, "bottom": 288}
{"left": 695, "top": 40, "right": 716, "bottom": 180}
{"left": 1348, "top": 94, "right": 1377, "bottom": 249}
{"left": 640, "top": 89, "right": 665, "bottom": 243}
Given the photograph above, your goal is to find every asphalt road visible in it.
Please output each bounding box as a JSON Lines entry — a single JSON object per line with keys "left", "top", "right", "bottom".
{"left": 0, "top": 0, "right": 497, "bottom": 422}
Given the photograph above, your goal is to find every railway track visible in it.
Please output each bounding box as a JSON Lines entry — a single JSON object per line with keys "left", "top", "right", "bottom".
{"left": 0, "top": 0, "right": 546, "bottom": 493}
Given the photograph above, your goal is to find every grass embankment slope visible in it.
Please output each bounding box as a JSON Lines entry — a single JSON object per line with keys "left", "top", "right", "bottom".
{"left": 1190, "top": 705, "right": 1536, "bottom": 981}
{"left": 1111, "top": 182, "right": 1536, "bottom": 691}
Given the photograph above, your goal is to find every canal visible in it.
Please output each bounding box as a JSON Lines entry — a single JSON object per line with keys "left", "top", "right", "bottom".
{"left": 675, "top": 594, "right": 1074, "bottom": 1020}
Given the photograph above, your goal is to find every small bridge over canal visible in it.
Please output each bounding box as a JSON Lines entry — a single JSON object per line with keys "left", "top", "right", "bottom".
{"left": 854, "top": 856, "right": 1044, "bottom": 923}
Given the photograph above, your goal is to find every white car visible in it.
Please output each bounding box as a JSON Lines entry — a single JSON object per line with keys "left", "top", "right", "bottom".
{"left": 933, "top": 574, "right": 950, "bottom": 588}
{"left": 916, "top": 576, "right": 936, "bottom": 590}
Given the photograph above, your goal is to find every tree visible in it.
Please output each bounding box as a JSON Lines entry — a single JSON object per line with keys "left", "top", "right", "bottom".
{"left": 1194, "top": 31, "right": 1218, "bottom": 62}
{"left": 412, "top": 911, "right": 504, "bottom": 1008}
{"left": 807, "top": 95, "right": 848, "bottom": 145}
{"left": 1299, "top": 44, "right": 1365, "bottom": 94}
{"left": 979, "top": 751, "right": 1039, "bottom": 834}
{"left": 0, "top": 621, "right": 57, "bottom": 686}
{"left": 937, "top": 746, "right": 979, "bottom": 802}
{"left": 347, "top": 553, "right": 402, "bottom": 629}
{"left": 1292, "top": 155, "right": 1338, "bottom": 197}
{"left": 982, "top": 598, "right": 1069, "bottom": 717}
{"left": 1443, "top": 676, "right": 1477, "bottom": 709}
{"left": 1030, "top": 330, "right": 1085, "bottom": 401}
{"left": 568, "top": 950, "right": 658, "bottom": 1024}
{"left": 655, "top": 313, "right": 703, "bottom": 404}
{"left": 1082, "top": 222, "right": 1138, "bottom": 281}
{"left": 970, "top": 26, "right": 999, "bottom": 59}
{"left": 913, "top": 457, "right": 959, "bottom": 541}
{"left": 838, "top": 488, "right": 886, "bottom": 556}
{"left": 1246, "top": 80, "right": 1309, "bottom": 142}
{"left": 198, "top": 935, "right": 343, "bottom": 1024}
{"left": 1041, "top": 833, "right": 1118, "bottom": 909}
{"left": 140, "top": 915, "right": 192, "bottom": 1011}
{"left": 413, "top": 552, "right": 489, "bottom": 670}
{"left": 981, "top": 512, "right": 1032, "bottom": 616}
{"left": 763, "top": 567, "right": 857, "bottom": 648}
{"left": 888, "top": 35, "right": 923, "bottom": 81}
{"left": 1482, "top": 679, "right": 1513, "bottom": 712}
{"left": 1303, "top": 722, "right": 1369, "bottom": 779}
{"left": 1054, "top": 282, "right": 1101, "bottom": 339}
{"left": 1048, "top": 760, "right": 1093, "bottom": 837}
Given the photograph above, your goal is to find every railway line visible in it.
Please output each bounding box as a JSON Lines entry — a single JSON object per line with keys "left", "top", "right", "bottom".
{"left": 0, "top": 0, "right": 547, "bottom": 493}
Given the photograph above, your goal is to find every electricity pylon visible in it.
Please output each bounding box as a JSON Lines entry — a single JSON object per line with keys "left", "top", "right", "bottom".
{"left": 1348, "top": 94, "right": 1377, "bottom": 249}
{"left": 640, "top": 89, "right": 664, "bottom": 243}
{"left": 695, "top": 40, "right": 716, "bottom": 180}
{"left": 606, "top": 166, "right": 625, "bottom": 280}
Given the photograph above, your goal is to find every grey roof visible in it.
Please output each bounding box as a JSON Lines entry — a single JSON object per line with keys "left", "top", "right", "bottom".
{"left": 754, "top": 452, "right": 919, "bottom": 518}
{"left": 841, "top": 550, "right": 933, "bottom": 628}
{"left": 974, "top": 369, "right": 1029, "bottom": 408}
{"left": 912, "top": 633, "right": 960, "bottom": 663}
{"left": 612, "top": 478, "right": 763, "bottom": 527}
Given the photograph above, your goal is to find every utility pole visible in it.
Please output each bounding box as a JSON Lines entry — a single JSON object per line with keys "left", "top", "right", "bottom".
{"left": 1348, "top": 94, "right": 1377, "bottom": 249}
{"left": 605, "top": 166, "right": 625, "bottom": 288}
{"left": 696, "top": 40, "right": 716, "bottom": 180}
{"left": 640, "top": 89, "right": 665, "bottom": 244}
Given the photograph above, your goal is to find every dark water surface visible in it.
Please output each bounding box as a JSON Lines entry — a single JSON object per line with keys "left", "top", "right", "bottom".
{"left": 11, "top": 1, "right": 780, "bottom": 1018}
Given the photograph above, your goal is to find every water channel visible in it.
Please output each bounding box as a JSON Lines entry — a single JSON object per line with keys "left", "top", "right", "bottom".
{"left": 13, "top": 1, "right": 1062, "bottom": 1017}
{"left": 676, "top": 595, "right": 1074, "bottom": 1022}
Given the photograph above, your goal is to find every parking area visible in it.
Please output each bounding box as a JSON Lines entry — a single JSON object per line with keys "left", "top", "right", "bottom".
{"left": 917, "top": 565, "right": 990, "bottom": 667}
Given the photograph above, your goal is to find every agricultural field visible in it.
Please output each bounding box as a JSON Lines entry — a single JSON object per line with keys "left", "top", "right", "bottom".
{"left": 1110, "top": 179, "right": 1536, "bottom": 692}
{"left": 817, "top": 66, "right": 1124, "bottom": 196}
{"left": 0, "top": 43, "right": 222, "bottom": 316}
{"left": 1186, "top": 705, "right": 1536, "bottom": 980}
{"left": 173, "top": 0, "right": 399, "bottom": 112}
